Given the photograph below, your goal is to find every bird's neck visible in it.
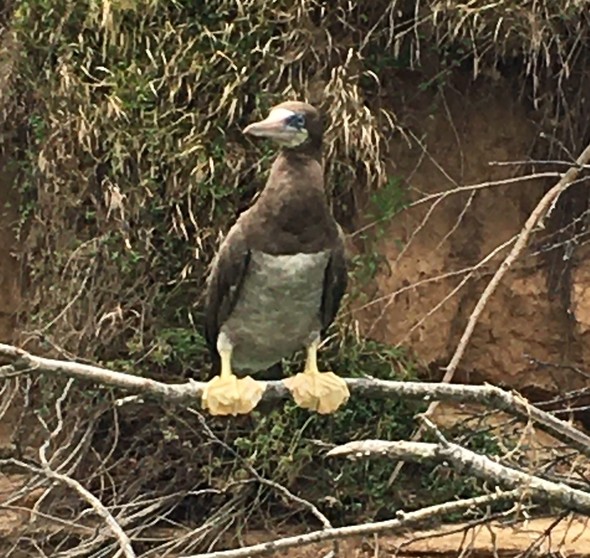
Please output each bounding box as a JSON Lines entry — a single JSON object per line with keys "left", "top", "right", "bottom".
{"left": 249, "top": 150, "right": 338, "bottom": 253}
{"left": 258, "top": 150, "right": 327, "bottom": 207}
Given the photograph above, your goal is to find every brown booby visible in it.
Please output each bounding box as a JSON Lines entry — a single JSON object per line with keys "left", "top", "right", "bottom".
{"left": 202, "top": 100, "right": 349, "bottom": 416}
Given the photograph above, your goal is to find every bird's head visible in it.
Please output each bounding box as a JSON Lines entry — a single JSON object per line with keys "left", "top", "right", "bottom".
{"left": 242, "top": 101, "right": 323, "bottom": 150}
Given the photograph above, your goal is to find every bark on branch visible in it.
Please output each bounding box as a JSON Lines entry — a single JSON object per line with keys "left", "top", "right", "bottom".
{"left": 327, "top": 438, "right": 590, "bottom": 514}
{"left": 2, "top": 342, "right": 590, "bottom": 457}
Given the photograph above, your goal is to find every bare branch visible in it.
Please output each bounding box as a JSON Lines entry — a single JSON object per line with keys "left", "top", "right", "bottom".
{"left": 2, "top": 455, "right": 137, "bottom": 557}
{"left": 39, "top": 379, "right": 137, "bottom": 558}
{"left": 39, "top": 464, "right": 137, "bottom": 558}
{"left": 1, "top": 342, "right": 590, "bottom": 458}
{"left": 179, "top": 490, "right": 521, "bottom": 558}
{"left": 445, "top": 140, "right": 590, "bottom": 386}
{"left": 406, "top": 172, "right": 563, "bottom": 209}
{"left": 489, "top": 159, "right": 590, "bottom": 169}
{"left": 327, "top": 436, "right": 590, "bottom": 514}
{"left": 350, "top": 172, "right": 563, "bottom": 239}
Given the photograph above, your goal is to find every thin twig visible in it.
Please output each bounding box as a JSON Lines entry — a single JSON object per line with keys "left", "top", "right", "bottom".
{"left": 39, "top": 467, "right": 137, "bottom": 558}
{"left": 350, "top": 172, "right": 562, "bottom": 239}
{"left": 489, "top": 159, "right": 590, "bottom": 169}
{"left": 37, "top": 380, "right": 137, "bottom": 558}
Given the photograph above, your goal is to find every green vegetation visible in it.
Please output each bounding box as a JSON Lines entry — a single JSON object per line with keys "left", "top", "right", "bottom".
{"left": 1, "top": 0, "right": 588, "bottom": 553}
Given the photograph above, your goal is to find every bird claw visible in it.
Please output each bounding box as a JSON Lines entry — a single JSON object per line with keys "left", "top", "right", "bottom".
{"left": 284, "top": 370, "right": 350, "bottom": 414}
{"left": 202, "top": 374, "right": 265, "bottom": 416}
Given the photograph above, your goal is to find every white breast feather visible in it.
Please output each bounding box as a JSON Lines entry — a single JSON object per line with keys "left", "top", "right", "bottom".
{"left": 219, "top": 249, "right": 331, "bottom": 372}
{"left": 255, "top": 251, "right": 327, "bottom": 275}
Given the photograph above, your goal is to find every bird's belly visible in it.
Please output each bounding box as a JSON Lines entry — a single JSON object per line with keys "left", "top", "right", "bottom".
{"left": 219, "top": 250, "right": 330, "bottom": 373}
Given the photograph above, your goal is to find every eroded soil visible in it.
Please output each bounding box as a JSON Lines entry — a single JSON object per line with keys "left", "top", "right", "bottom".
{"left": 352, "top": 78, "right": 589, "bottom": 402}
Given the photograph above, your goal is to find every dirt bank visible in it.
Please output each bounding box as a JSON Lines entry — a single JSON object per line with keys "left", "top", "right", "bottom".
{"left": 353, "top": 76, "right": 587, "bottom": 402}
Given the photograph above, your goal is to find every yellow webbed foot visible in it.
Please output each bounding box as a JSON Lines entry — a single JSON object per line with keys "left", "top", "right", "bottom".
{"left": 203, "top": 343, "right": 265, "bottom": 416}
{"left": 284, "top": 369, "right": 349, "bottom": 414}
{"left": 284, "top": 337, "right": 349, "bottom": 414}
{"left": 202, "top": 374, "right": 264, "bottom": 416}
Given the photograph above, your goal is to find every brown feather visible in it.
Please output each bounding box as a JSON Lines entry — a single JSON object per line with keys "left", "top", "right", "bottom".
{"left": 320, "top": 226, "right": 348, "bottom": 336}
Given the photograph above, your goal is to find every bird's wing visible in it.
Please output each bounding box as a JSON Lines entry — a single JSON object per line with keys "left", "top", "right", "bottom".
{"left": 320, "top": 225, "right": 348, "bottom": 336}
{"left": 204, "top": 225, "right": 251, "bottom": 356}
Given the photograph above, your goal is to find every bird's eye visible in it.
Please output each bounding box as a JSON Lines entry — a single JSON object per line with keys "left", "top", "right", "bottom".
{"left": 287, "top": 113, "right": 306, "bottom": 129}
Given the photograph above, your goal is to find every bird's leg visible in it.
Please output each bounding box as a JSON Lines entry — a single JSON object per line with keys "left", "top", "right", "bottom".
{"left": 284, "top": 336, "right": 350, "bottom": 414}
{"left": 202, "top": 342, "right": 265, "bottom": 416}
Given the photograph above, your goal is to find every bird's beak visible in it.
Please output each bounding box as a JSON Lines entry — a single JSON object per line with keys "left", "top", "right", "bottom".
{"left": 243, "top": 113, "right": 290, "bottom": 139}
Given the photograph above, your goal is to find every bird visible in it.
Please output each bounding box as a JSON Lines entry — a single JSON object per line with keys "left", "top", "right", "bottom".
{"left": 202, "top": 100, "right": 350, "bottom": 417}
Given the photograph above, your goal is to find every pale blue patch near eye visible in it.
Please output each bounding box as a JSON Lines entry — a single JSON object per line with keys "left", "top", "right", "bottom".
{"left": 287, "top": 113, "right": 306, "bottom": 129}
